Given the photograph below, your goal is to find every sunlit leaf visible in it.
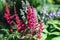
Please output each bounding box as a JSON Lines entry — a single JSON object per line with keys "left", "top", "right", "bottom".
{"left": 52, "top": 36, "right": 60, "bottom": 40}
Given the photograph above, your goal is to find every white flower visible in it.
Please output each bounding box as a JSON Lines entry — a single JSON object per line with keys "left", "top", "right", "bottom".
{"left": 21, "top": 1, "right": 26, "bottom": 9}
{"left": 26, "top": 0, "right": 30, "bottom": 6}
{"left": 20, "top": 9, "right": 24, "bottom": 15}
{"left": 53, "top": 11, "right": 56, "bottom": 16}
{"left": 56, "top": 10, "right": 60, "bottom": 16}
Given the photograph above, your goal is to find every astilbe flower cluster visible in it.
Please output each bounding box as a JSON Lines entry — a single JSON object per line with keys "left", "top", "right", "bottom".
{"left": 4, "top": 3, "right": 25, "bottom": 32}
{"left": 4, "top": 3, "right": 14, "bottom": 24}
{"left": 27, "top": 6, "right": 44, "bottom": 39}
{"left": 14, "top": 14, "right": 25, "bottom": 32}
{"left": 13, "top": 4, "right": 25, "bottom": 32}
{"left": 27, "top": 6, "right": 38, "bottom": 32}
{"left": 37, "top": 20, "right": 44, "bottom": 39}
{"left": 4, "top": 2, "right": 44, "bottom": 39}
{"left": 4, "top": 3, "right": 15, "bottom": 33}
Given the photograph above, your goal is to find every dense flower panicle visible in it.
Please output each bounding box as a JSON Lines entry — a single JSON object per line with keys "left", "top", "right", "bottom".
{"left": 38, "top": 20, "right": 44, "bottom": 34}
{"left": 32, "top": 7, "right": 38, "bottom": 22}
{"left": 4, "top": 3, "right": 13, "bottom": 24}
{"left": 4, "top": 2, "right": 44, "bottom": 39}
{"left": 40, "top": 20, "right": 44, "bottom": 30}
{"left": 27, "top": 6, "right": 38, "bottom": 32}
{"left": 14, "top": 5, "right": 25, "bottom": 32}
{"left": 5, "top": 3, "right": 10, "bottom": 16}
{"left": 15, "top": 14, "right": 24, "bottom": 26}
{"left": 36, "top": 20, "right": 44, "bottom": 39}
{"left": 15, "top": 14, "right": 25, "bottom": 32}
{"left": 4, "top": 3, "right": 26, "bottom": 32}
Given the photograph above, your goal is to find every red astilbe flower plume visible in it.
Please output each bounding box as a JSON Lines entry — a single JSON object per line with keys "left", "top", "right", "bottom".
{"left": 27, "top": 6, "right": 38, "bottom": 33}
{"left": 36, "top": 20, "right": 44, "bottom": 39}
{"left": 38, "top": 20, "right": 44, "bottom": 34}
{"left": 14, "top": 5, "right": 25, "bottom": 32}
{"left": 4, "top": 3, "right": 14, "bottom": 33}
{"left": 4, "top": 3, "right": 14, "bottom": 24}
{"left": 15, "top": 14, "right": 25, "bottom": 32}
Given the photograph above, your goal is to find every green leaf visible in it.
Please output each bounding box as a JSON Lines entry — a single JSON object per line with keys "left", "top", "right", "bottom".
{"left": 13, "top": 31, "right": 20, "bottom": 38}
{"left": 8, "top": 34, "right": 13, "bottom": 40}
{"left": 47, "top": 20, "right": 60, "bottom": 24}
{"left": 49, "top": 32, "right": 60, "bottom": 35}
{"left": 21, "top": 36, "right": 29, "bottom": 39}
{"left": 47, "top": 20, "right": 60, "bottom": 30}
{"left": 0, "top": 0, "right": 5, "bottom": 11}
{"left": 43, "top": 29, "right": 49, "bottom": 34}
{"left": 40, "top": 33, "right": 47, "bottom": 40}
{"left": 52, "top": 36, "right": 60, "bottom": 40}
{"left": 0, "top": 29, "right": 9, "bottom": 36}
{"left": 0, "top": 0, "right": 6, "bottom": 3}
